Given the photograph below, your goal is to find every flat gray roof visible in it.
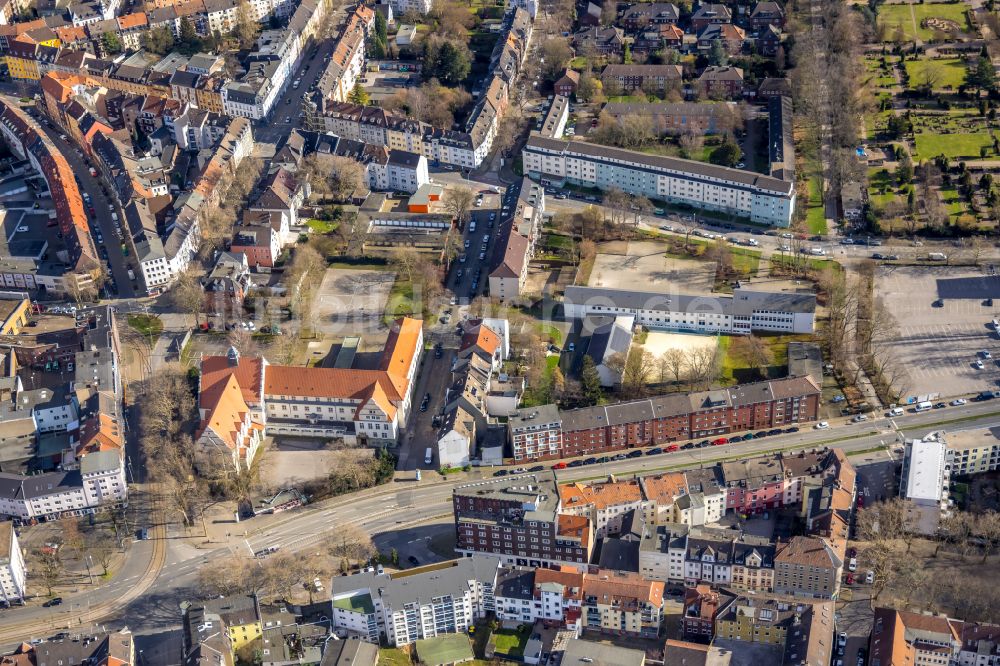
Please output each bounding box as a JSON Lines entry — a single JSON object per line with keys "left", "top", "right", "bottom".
{"left": 526, "top": 135, "right": 794, "bottom": 196}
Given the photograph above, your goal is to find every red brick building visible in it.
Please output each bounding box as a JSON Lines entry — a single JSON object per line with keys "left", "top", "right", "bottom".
{"left": 453, "top": 472, "right": 594, "bottom": 568}
{"left": 508, "top": 376, "right": 820, "bottom": 462}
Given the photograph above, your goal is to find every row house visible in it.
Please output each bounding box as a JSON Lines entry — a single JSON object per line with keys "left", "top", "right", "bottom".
{"left": 749, "top": 1, "right": 785, "bottom": 32}
{"left": 0, "top": 520, "right": 26, "bottom": 604}
{"left": 602, "top": 101, "right": 738, "bottom": 136}
{"left": 202, "top": 251, "right": 252, "bottom": 317}
{"left": 507, "top": 376, "right": 820, "bottom": 462}
{"left": 496, "top": 566, "right": 663, "bottom": 639}
{"left": 690, "top": 2, "right": 731, "bottom": 30}
{"left": 559, "top": 477, "right": 652, "bottom": 539}
{"left": 870, "top": 608, "right": 1000, "bottom": 666}
{"left": 639, "top": 523, "right": 775, "bottom": 592}
{"left": 230, "top": 210, "right": 288, "bottom": 268}
{"left": 699, "top": 65, "right": 745, "bottom": 99}
{"left": 488, "top": 177, "right": 544, "bottom": 302}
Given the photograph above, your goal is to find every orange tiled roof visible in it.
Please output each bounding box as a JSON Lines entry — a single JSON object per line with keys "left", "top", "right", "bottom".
{"left": 379, "top": 317, "right": 421, "bottom": 396}
{"left": 584, "top": 569, "right": 664, "bottom": 607}
{"left": 560, "top": 478, "right": 644, "bottom": 511}
{"left": 641, "top": 472, "right": 689, "bottom": 504}
{"left": 461, "top": 322, "right": 501, "bottom": 359}
{"left": 201, "top": 354, "right": 265, "bottom": 405}
{"left": 533, "top": 567, "right": 585, "bottom": 599}
{"left": 197, "top": 373, "right": 252, "bottom": 452}
{"left": 264, "top": 366, "right": 402, "bottom": 401}
{"left": 55, "top": 25, "right": 89, "bottom": 43}
{"left": 116, "top": 12, "right": 147, "bottom": 29}
{"left": 77, "top": 413, "right": 124, "bottom": 455}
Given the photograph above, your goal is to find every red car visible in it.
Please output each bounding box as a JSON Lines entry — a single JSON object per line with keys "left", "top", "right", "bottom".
{"left": 856, "top": 495, "right": 865, "bottom": 508}
{"left": 552, "top": 462, "right": 567, "bottom": 470}
{"left": 846, "top": 573, "right": 854, "bottom": 585}
{"left": 666, "top": 444, "right": 679, "bottom": 452}
{"left": 711, "top": 438, "right": 729, "bottom": 446}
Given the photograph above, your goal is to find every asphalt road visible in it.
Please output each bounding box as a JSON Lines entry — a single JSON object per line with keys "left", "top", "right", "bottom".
{"left": 2, "top": 96, "right": 138, "bottom": 298}
{"left": 255, "top": 36, "right": 338, "bottom": 144}
{"left": 6, "top": 401, "right": 1000, "bottom": 655}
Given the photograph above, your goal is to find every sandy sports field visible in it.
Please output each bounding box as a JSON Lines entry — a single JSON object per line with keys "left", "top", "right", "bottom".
{"left": 643, "top": 330, "right": 719, "bottom": 363}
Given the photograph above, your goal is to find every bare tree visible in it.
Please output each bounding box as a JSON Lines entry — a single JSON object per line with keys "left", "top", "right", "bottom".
{"left": 442, "top": 187, "right": 475, "bottom": 225}
{"left": 170, "top": 270, "right": 205, "bottom": 326}
{"left": 86, "top": 525, "right": 117, "bottom": 576}
{"left": 35, "top": 550, "right": 63, "bottom": 597}
{"left": 327, "top": 523, "right": 376, "bottom": 563}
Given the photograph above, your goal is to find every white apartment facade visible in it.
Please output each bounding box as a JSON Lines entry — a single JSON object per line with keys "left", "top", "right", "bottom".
{"left": 524, "top": 135, "right": 795, "bottom": 226}
{"left": 562, "top": 286, "right": 816, "bottom": 335}
{"left": 388, "top": 0, "right": 432, "bottom": 15}
{"left": 330, "top": 557, "right": 500, "bottom": 646}
{"left": 0, "top": 521, "right": 25, "bottom": 605}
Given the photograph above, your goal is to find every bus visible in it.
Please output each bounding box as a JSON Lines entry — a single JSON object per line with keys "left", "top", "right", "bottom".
{"left": 914, "top": 401, "right": 933, "bottom": 412}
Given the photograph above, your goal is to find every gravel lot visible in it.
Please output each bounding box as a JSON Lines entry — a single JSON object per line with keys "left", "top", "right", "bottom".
{"left": 589, "top": 241, "right": 715, "bottom": 294}
{"left": 312, "top": 268, "right": 395, "bottom": 337}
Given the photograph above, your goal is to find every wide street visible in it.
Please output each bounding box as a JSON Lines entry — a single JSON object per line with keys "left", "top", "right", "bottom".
{"left": 4, "top": 400, "right": 1000, "bottom": 658}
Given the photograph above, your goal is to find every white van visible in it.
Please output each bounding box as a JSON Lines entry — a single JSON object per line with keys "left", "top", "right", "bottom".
{"left": 915, "top": 401, "right": 933, "bottom": 412}
{"left": 887, "top": 407, "right": 904, "bottom": 417}
{"left": 424, "top": 447, "right": 433, "bottom": 465}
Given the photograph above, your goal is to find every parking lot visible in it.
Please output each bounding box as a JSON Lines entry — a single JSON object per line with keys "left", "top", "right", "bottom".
{"left": 359, "top": 67, "right": 421, "bottom": 103}
{"left": 878, "top": 266, "right": 1000, "bottom": 399}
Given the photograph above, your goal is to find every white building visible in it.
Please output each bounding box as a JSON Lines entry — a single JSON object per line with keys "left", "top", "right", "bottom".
{"left": 489, "top": 178, "right": 544, "bottom": 302}
{"left": 81, "top": 450, "right": 128, "bottom": 507}
{"left": 562, "top": 285, "right": 816, "bottom": 335}
{"left": 899, "top": 437, "right": 950, "bottom": 507}
{"left": 942, "top": 427, "right": 1000, "bottom": 477}
{"left": 523, "top": 135, "right": 795, "bottom": 226}
{"left": 388, "top": 0, "right": 432, "bottom": 16}
{"left": 0, "top": 520, "right": 25, "bottom": 605}
{"left": 330, "top": 557, "right": 500, "bottom": 646}
{"left": 385, "top": 150, "right": 429, "bottom": 194}
{"left": 0, "top": 470, "right": 92, "bottom": 520}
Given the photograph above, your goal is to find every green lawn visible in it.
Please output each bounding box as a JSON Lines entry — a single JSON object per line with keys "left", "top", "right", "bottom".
{"left": 306, "top": 218, "right": 337, "bottom": 233}
{"left": 805, "top": 176, "right": 826, "bottom": 234}
{"left": 939, "top": 186, "right": 970, "bottom": 222}
{"left": 878, "top": 2, "right": 969, "bottom": 41}
{"left": 904, "top": 58, "right": 967, "bottom": 89}
{"left": 607, "top": 94, "right": 653, "bottom": 103}
{"left": 492, "top": 626, "right": 530, "bottom": 657}
{"left": 377, "top": 648, "right": 411, "bottom": 666}
{"left": 385, "top": 278, "right": 416, "bottom": 322}
{"left": 730, "top": 247, "right": 762, "bottom": 276}
{"left": 127, "top": 314, "right": 163, "bottom": 339}
{"left": 536, "top": 323, "right": 564, "bottom": 345}
{"left": 914, "top": 131, "right": 995, "bottom": 160}
{"left": 865, "top": 56, "right": 898, "bottom": 87}
{"left": 568, "top": 56, "right": 588, "bottom": 70}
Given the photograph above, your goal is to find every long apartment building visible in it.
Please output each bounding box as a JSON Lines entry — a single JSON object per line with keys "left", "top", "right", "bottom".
{"left": 453, "top": 472, "right": 594, "bottom": 568}
{"left": 523, "top": 135, "right": 795, "bottom": 227}
{"left": 508, "top": 375, "right": 821, "bottom": 462}
{"left": 330, "top": 557, "right": 501, "bottom": 646}
{"left": 197, "top": 318, "right": 422, "bottom": 462}
{"left": 563, "top": 285, "right": 816, "bottom": 335}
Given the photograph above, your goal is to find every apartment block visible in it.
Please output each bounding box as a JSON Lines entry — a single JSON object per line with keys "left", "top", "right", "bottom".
{"left": 772, "top": 536, "right": 843, "bottom": 600}
{"left": 942, "top": 427, "right": 1000, "bottom": 477}
{"left": 0, "top": 520, "right": 25, "bottom": 604}
{"left": 453, "top": 472, "right": 593, "bottom": 568}
{"left": 524, "top": 135, "right": 795, "bottom": 226}
{"left": 507, "top": 376, "right": 821, "bottom": 462}
{"left": 330, "top": 557, "right": 500, "bottom": 646}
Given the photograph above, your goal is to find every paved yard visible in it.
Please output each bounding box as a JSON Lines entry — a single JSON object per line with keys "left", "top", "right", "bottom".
{"left": 589, "top": 241, "right": 715, "bottom": 294}
{"left": 878, "top": 266, "right": 1000, "bottom": 400}
{"left": 312, "top": 268, "right": 395, "bottom": 337}
{"left": 260, "top": 438, "right": 361, "bottom": 490}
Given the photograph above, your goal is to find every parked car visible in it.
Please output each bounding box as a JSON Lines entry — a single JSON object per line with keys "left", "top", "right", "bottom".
{"left": 815, "top": 421, "right": 830, "bottom": 429}
{"left": 408, "top": 555, "right": 420, "bottom": 566}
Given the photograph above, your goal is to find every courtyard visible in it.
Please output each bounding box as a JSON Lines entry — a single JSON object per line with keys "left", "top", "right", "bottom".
{"left": 877, "top": 265, "right": 1000, "bottom": 399}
